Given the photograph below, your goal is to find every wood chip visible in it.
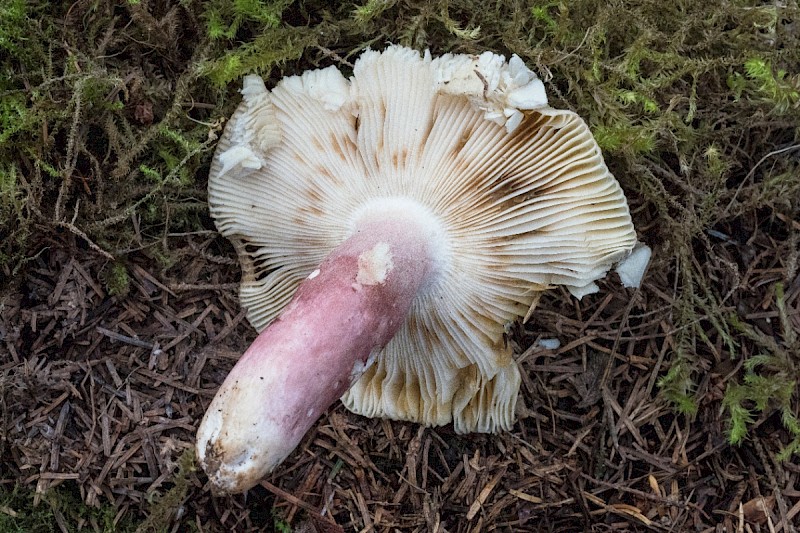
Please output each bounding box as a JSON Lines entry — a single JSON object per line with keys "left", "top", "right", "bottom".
{"left": 466, "top": 469, "right": 505, "bottom": 520}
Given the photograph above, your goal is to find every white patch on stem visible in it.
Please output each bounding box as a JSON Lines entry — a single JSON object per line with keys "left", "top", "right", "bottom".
{"left": 356, "top": 242, "right": 394, "bottom": 286}
{"left": 308, "top": 269, "right": 320, "bottom": 279}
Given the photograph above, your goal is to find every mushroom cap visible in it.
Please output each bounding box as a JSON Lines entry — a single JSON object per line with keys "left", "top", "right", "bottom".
{"left": 208, "top": 45, "right": 638, "bottom": 433}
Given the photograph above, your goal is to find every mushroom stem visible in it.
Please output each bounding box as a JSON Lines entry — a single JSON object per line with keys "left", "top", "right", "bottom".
{"left": 196, "top": 209, "right": 438, "bottom": 493}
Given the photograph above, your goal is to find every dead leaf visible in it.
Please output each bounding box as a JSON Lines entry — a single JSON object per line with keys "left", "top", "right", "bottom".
{"left": 742, "top": 495, "right": 774, "bottom": 525}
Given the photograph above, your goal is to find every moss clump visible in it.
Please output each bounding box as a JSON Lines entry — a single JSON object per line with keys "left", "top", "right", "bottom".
{"left": 137, "top": 448, "right": 196, "bottom": 533}
{"left": 0, "top": 1, "right": 221, "bottom": 284}
{"left": 0, "top": 483, "right": 136, "bottom": 533}
{"left": 723, "top": 283, "right": 800, "bottom": 458}
{"left": 100, "top": 261, "right": 131, "bottom": 297}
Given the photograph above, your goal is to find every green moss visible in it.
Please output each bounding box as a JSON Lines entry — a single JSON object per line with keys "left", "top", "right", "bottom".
{"left": 101, "top": 261, "right": 131, "bottom": 297}
{"left": 657, "top": 354, "right": 698, "bottom": 416}
{"left": 3, "top": 1, "right": 800, "bottom": 526}
{"left": 138, "top": 449, "right": 197, "bottom": 532}
{"left": 0, "top": 486, "right": 55, "bottom": 533}
{"left": 274, "top": 514, "right": 293, "bottom": 532}
{"left": 0, "top": 0, "right": 37, "bottom": 60}
{"left": 0, "top": 0, "right": 223, "bottom": 280}
{"left": 204, "top": 0, "right": 292, "bottom": 40}
{"left": 200, "top": 0, "right": 315, "bottom": 86}
{"left": 723, "top": 284, "right": 800, "bottom": 458}
{"left": 201, "top": 26, "right": 318, "bottom": 87}
{"left": 0, "top": 483, "right": 136, "bottom": 533}
{"left": 742, "top": 58, "right": 800, "bottom": 113}
{"left": 592, "top": 122, "right": 657, "bottom": 154}
{"left": 4, "top": 0, "right": 791, "bottom": 283}
{"left": 0, "top": 164, "right": 30, "bottom": 275}
{"left": 353, "top": 0, "right": 397, "bottom": 25}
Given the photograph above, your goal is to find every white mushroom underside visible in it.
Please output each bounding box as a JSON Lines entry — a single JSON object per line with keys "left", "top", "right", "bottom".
{"left": 208, "top": 46, "right": 638, "bottom": 433}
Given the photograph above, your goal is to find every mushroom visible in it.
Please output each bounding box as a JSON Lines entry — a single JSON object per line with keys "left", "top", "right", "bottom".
{"left": 197, "top": 45, "right": 648, "bottom": 493}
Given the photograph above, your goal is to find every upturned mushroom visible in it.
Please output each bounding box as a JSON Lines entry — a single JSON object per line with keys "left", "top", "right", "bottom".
{"left": 197, "top": 45, "right": 649, "bottom": 493}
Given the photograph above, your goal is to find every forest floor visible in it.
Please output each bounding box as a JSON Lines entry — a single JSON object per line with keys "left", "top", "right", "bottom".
{"left": 1, "top": 1, "right": 799, "bottom": 531}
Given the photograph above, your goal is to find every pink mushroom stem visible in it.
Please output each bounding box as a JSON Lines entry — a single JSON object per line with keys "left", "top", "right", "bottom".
{"left": 196, "top": 212, "right": 436, "bottom": 493}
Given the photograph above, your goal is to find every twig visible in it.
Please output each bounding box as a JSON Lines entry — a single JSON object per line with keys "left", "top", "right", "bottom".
{"left": 96, "top": 326, "right": 158, "bottom": 351}
{"left": 724, "top": 144, "right": 800, "bottom": 215}
{"left": 55, "top": 221, "right": 114, "bottom": 260}
{"left": 260, "top": 480, "right": 344, "bottom": 533}
{"left": 55, "top": 78, "right": 86, "bottom": 223}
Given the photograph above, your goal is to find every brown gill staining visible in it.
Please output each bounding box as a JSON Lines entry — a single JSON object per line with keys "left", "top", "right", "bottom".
{"left": 292, "top": 207, "right": 323, "bottom": 226}
{"left": 329, "top": 131, "right": 357, "bottom": 162}
{"left": 290, "top": 234, "right": 327, "bottom": 250}
{"left": 501, "top": 110, "right": 558, "bottom": 154}
{"left": 248, "top": 253, "right": 276, "bottom": 283}
{"left": 417, "top": 312, "right": 447, "bottom": 348}
{"left": 379, "top": 98, "right": 388, "bottom": 122}
{"left": 304, "top": 185, "right": 324, "bottom": 204}
{"left": 394, "top": 376, "right": 422, "bottom": 417}
{"left": 509, "top": 109, "right": 561, "bottom": 139}
{"left": 417, "top": 112, "right": 436, "bottom": 149}
{"left": 456, "top": 170, "right": 534, "bottom": 226}
{"left": 316, "top": 164, "right": 343, "bottom": 185}
{"left": 489, "top": 330, "right": 514, "bottom": 366}
{"left": 298, "top": 202, "right": 325, "bottom": 217}
{"left": 452, "top": 364, "right": 480, "bottom": 397}
{"left": 449, "top": 123, "right": 475, "bottom": 160}
{"left": 230, "top": 235, "right": 258, "bottom": 283}
{"left": 523, "top": 109, "right": 554, "bottom": 130}
{"left": 329, "top": 139, "right": 346, "bottom": 161}
{"left": 464, "top": 118, "right": 593, "bottom": 218}
{"left": 404, "top": 311, "right": 420, "bottom": 337}
{"left": 404, "top": 314, "right": 435, "bottom": 350}
{"left": 390, "top": 147, "right": 410, "bottom": 169}
{"left": 489, "top": 170, "right": 531, "bottom": 204}
{"left": 482, "top": 230, "right": 513, "bottom": 248}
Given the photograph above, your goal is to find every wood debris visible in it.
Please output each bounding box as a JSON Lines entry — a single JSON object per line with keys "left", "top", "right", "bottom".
{"left": 2, "top": 223, "right": 799, "bottom": 531}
